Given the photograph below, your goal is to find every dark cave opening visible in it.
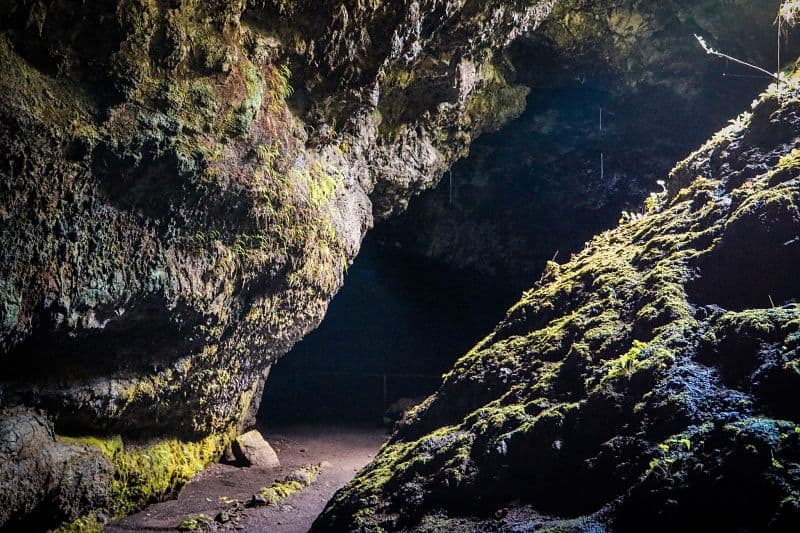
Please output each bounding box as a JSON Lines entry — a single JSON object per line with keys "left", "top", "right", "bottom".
{"left": 256, "top": 54, "right": 776, "bottom": 430}
{"left": 378, "top": 71, "right": 771, "bottom": 295}
{"left": 257, "top": 230, "right": 517, "bottom": 426}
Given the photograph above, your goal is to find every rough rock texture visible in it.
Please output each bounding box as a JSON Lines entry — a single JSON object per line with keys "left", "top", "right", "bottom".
{"left": 1, "top": 404, "right": 222, "bottom": 530}
{"left": 314, "top": 76, "right": 800, "bottom": 531}
{"left": 379, "top": 0, "right": 800, "bottom": 292}
{"left": 0, "top": 407, "right": 113, "bottom": 532}
{"left": 0, "top": 0, "right": 555, "bottom": 528}
{"left": 231, "top": 429, "right": 280, "bottom": 468}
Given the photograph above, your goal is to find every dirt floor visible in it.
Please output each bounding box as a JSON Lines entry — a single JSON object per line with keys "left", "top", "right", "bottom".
{"left": 106, "top": 425, "right": 388, "bottom": 533}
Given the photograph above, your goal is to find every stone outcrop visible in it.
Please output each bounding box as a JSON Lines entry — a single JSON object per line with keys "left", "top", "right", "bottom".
{"left": 314, "top": 74, "right": 800, "bottom": 532}
{"left": 0, "top": 407, "right": 112, "bottom": 531}
{"left": 0, "top": 0, "right": 555, "bottom": 528}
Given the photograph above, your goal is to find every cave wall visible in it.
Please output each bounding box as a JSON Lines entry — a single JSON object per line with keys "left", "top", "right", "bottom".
{"left": 379, "top": 0, "right": 799, "bottom": 293}
{"left": 1, "top": 1, "right": 796, "bottom": 530}
{"left": 0, "top": 0, "right": 556, "bottom": 528}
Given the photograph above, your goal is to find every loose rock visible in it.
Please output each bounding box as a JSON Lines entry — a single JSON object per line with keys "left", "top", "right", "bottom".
{"left": 231, "top": 431, "right": 280, "bottom": 469}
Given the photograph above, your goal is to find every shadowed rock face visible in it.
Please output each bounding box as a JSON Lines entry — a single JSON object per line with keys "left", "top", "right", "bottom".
{"left": 0, "top": 0, "right": 555, "bottom": 527}
{"left": 379, "top": 0, "right": 800, "bottom": 293}
{"left": 313, "top": 78, "right": 800, "bottom": 532}
{"left": 0, "top": 407, "right": 113, "bottom": 532}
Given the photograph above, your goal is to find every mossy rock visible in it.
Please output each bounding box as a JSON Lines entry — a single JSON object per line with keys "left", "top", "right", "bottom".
{"left": 313, "top": 73, "right": 800, "bottom": 533}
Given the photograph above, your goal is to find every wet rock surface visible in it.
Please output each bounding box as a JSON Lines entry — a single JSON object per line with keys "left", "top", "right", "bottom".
{"left": 314, "top": 76, "right": 800, "bottom": 532}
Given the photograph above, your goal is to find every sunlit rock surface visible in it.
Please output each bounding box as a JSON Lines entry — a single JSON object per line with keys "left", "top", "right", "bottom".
{"left": 0, "top": 0, "right": 555, "bottom": 528}
{"left": 314, "top": 78, "right": 800, "bottom": 532}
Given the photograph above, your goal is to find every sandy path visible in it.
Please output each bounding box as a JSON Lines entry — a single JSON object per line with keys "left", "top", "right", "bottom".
{"left": 106, "top": 425, "right": 388, "bottom": 533}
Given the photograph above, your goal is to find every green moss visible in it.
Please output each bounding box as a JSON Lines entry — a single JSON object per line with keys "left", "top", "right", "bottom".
{"left": 317, "top": 58, "right": 800, "bottom": 533}
{"left": 177, "top": 514, "right": 214, "bottom": 531}
{"left": 778, "top": 147, "right": 800, "bottom": 171}
{"left": 0, "top": 34, "right": 87, "bottom": 129}
{"left": 225, "top": 61, "right": 264, "bottom": 137}
{"left": 464, "top": 62, "right": 529, "bottom": 133}
{"left": 597, "top": 340, "right": 675, "bottom": 387}
{"left": 47, "top": 514, "right": 103, "bottom": 533}
{"left": 381, "top": 67, "right": 415, "bottom": 89}
{"left": 280, "top": 160, "right": 346, "bottom": 293}
{"left": 58, "top": 434, "right": 227, "bottom": 518}
{"left": 258, "top": 464, "right": 321, "bottom": 505}
{"left": 715, "top": 308, "right": 784, "bottom": 339}
{"left": 600, "top": 340, "right": 648, "bottom": 383}
{"left": 58, "top": 435, "right": 123, "bottom": 459}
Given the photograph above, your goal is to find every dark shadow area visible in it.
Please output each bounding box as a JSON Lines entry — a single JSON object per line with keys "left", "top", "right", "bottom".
{"left": 1, "top": 295, "right": 196, "bottom": 384}
{"left": 258, "top": 230, "right": 517, "bottom": 426}
{"left": 379, "top": 69, "right": 770, "bottom": 295}
{"left": 376, "top": 8, "right": 800, "bottom": 295}
{"left": 687, "top": 174, "right": 800, "bottom": 311}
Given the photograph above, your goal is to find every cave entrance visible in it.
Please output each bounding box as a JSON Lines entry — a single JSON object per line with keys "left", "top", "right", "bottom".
{"left": 257, "top": 230, "right": 516, "bottom": 427}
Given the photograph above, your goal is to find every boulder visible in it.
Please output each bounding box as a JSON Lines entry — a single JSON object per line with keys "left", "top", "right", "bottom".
{"left": 231, "top": 431, "right": 279, "bottom": 468}
{"left": 0, "top": 407, "right": 113, "bottom": 529}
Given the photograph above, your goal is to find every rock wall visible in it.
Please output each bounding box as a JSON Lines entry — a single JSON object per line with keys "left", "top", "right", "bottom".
{"left": 378, "top": 0, "right": 800, "bottom": 293}
{"left": 314, "top": 74, "right": 800, "bottom": 532}
{"left": 0, "top": 0, "right": 555, "bottom": 528}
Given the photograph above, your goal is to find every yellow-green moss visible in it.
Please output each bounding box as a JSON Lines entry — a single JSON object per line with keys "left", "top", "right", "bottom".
{"left": 464, "top": 62, "right": 529, "bottom": 133}
{"left": 0, "top": 35, "right": 87, "bottom": 131}
{"left": 225, "top": 60, "right": 265, "bottom": 137}
{"left": 319, "top": 59, "right": 800, "bottom": 533}
{"left": 258, "top": 464, "right": 322, "bottom": 505}
{"left": 177, "top": 514, "right": 214, "bottom": 531}
{"left": 58, "top": 433, "right": 227, "bottom": 518}
{"left": 47, "top": 514, "right": 103, "bottom": 533}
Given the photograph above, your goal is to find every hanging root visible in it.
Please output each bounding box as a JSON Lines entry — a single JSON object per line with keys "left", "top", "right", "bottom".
{"left": 694, "top": 34, "right": 779, "bottom": 81}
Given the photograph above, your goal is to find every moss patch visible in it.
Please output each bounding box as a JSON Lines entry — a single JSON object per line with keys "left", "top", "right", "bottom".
{"left": 177, "top": 514, "right": 214, "bottom": 531}
{"left": 47, "top": 514, "right": 104, "bottom": 533}
{"left": 58, "top": 434, "right": 226, "bottom": 518}
{"left": 257, "top": 464, "right": 321, "bottom": 505}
